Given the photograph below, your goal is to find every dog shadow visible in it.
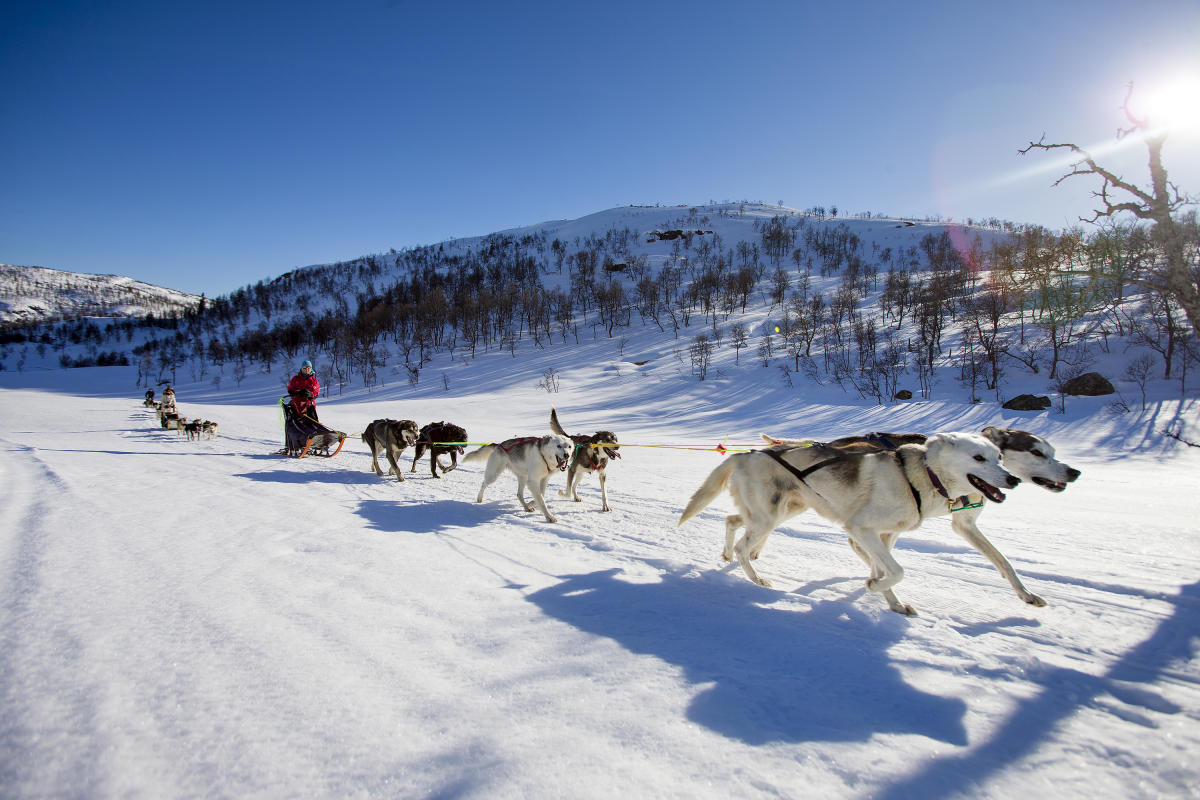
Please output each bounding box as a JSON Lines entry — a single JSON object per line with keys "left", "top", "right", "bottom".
{"left": 873, "top": 579, "right": 1199, "bottom": 800}
{"left": 526, "top": 568, "right": 968, "bottom": 746}
{"left": 231, "top": 468, "right": 369, "bottom": 486}
{"left": 357, "top": 498, "right": 495, "bottom": 534}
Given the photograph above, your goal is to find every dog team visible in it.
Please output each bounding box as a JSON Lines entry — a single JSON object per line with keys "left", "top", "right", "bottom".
{"left": 145, "top": 386, "right": 221, "bottom": 441}
{"left": 363, "top": 409, "right": 620, "bottom": 524}
{"left": 143, "top": 385, "right": 1082, "bottom": 617}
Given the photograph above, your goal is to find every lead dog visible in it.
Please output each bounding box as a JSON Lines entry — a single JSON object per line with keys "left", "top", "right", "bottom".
{"left": 549, "top": 408, "right": 621, "bottom": 512}
{"left": 464, "top": 434, "right": 574, "bottom": 523}
{"left": 363, "top": 418, "right": 419, "bottom": 481}
{"left": 760, "top": 426, "right": 1081, "bottom": 607}
{"left": 410, "top": 421, "right": 468, "bottom": 478}
{"left": 678, "top": 432, "right": 1019, "bottom": 615}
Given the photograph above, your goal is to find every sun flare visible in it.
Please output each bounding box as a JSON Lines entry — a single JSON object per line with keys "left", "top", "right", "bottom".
{"left": 1134, "top": 74, "right": 1200, "bottom": 132}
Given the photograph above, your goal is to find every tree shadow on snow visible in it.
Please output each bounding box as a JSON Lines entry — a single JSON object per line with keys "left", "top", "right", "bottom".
{"left": 874, "top": 579, "right": 1199, "bottom": 800}
{"left": 526, "top": 568, "right": 968, "bottom": 746}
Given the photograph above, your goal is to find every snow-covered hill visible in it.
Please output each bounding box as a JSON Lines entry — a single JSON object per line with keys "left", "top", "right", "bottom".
{"left": 0, "top": 263, "right": 203, "bottom": 325}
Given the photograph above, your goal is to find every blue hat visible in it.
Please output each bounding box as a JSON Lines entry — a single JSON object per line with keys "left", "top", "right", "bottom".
{"left": 302, "top": 360, "right": 313, "bottom": 369}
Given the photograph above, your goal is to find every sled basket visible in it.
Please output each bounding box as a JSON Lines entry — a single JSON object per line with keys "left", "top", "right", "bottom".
{"left": 279, "top": 397, "right": 346, "bottom": 458}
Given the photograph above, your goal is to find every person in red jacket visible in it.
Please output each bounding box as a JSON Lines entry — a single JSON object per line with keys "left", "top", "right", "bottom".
{"left": 287, "top": 360, "right": 321, "bottom": 421}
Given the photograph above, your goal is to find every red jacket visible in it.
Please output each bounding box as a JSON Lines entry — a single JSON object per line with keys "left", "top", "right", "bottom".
{"left": 287, "top": 371, "right": 320, "bottom": 415}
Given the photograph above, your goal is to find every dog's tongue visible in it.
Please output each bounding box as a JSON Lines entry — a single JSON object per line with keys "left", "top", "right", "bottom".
{"left": 558, "top": 457, "right": 569, "bottom": 471}
{"left": 970, "top": 474, "right": 1007, "bottom": 503}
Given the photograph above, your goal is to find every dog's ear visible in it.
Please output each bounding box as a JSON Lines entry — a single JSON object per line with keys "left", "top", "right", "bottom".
{"left": 980, "top": 426, "right": 1009, "bottom": 449}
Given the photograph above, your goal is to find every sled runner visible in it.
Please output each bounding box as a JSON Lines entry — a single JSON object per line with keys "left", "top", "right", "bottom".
{"left": 279, "top": 398, "right": 346, "bottom": 458}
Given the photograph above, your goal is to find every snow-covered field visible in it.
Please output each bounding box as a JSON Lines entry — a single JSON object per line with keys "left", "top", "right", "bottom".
{"left": 2, "top": 346, "right": 1198, "bottom": 799}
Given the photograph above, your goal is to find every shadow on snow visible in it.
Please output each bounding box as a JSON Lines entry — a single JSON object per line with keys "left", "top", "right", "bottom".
{"left": 873, "top": 579, "right": 1198, "bottom": 800}
{"left": 526, "top": 567, "right": 969, "bottom": 746}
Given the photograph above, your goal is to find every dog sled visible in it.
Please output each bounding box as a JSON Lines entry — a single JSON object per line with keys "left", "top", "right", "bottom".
{"left": 278, "top": 398, "right": 346, "bottom": 458}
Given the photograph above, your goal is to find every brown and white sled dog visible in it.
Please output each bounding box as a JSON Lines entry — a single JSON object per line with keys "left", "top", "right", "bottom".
{"left": 549, "top": 408, "right": 621, "bottom": 512}
{"left": 363, "top": 418, "right": 419, "bottom": 481}
{"left": 760, "top": 426, "right": 1081, "bottom": 607}
{"left": 464, "top": 435, "right": 574, "bottom": 523}
{"left": 678, "top": 432, "right": 1019, "bottom": 615}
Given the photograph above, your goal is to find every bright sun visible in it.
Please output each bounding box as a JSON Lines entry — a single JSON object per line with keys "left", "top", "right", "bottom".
{"left": 1135, "top": 74, "right": 1200, "bottom": 132}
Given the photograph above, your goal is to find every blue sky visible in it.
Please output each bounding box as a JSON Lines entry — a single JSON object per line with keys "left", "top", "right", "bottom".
{"left": 3, "top": 0, "right": 1199, "bottom": 296}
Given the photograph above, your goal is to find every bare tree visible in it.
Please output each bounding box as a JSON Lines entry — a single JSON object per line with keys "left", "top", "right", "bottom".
{"left": 689, "top": 334, "right": 713, "bottom": 380}
{"left": 730, "top": 322, "right": 749, "bottom": 364}
{"left": 1020, "top": 84, "right": 1199, "bottom": 338}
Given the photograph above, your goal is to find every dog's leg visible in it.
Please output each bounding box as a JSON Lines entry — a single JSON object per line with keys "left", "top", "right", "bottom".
{"left": 442, "top": 450, "right": 458, "bottom": 474}
{"left": 846, "top": 538, "right": 916, "bottom": 615}
{"left": 368, "top": 441, "right": 385, "bottom": 476}
{"left": 847, "top": 529, "right": 909, "bottom": 610}
{"left": 514, "top": 471, "right": 536, "bottom": 513}
{"left": 411, "top": 444, "right": 424, "bottom": 474}
{"left": 733, "top": 521, "right": 776, "bottom": 588}
{"left": 951, "top": 511, "right": 1046, "bottom": 606}
{"left": 530, "top": 476, "right": 557, "bottom": 523}
{"left": 386, "top": 446, "right": 405, "bottom": 482}
{"left": 476, "top": 454, "right": 503, "bottom": 503}
{"left": 597, "top": 468, "right": 610, "bottom": 512}
{"left": 559, "top": 465, "right": 582, "bottom": 502}
{"left": 723, "top": 514, "right": 744, "bottom": 562}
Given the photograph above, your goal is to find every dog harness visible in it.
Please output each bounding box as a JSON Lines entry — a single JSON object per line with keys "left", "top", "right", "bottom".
{"left": 759, "top": 447, "right": 925, "bottom": 515}
{"left": 801, "top": 436, "right": 983, "bottom": 514}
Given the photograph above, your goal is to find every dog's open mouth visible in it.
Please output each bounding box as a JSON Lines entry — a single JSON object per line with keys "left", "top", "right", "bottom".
{"left": 968, "top": 474, "right": 1007, "bottom": 503}
{"left": 604, "top": 447, "right": 621, "bottom": 460}
{"left": 557, "top": 455, "right": 569, "bottom": 471}
{"left": 1032, "top": 476, "right": 1068, "bottom": 492}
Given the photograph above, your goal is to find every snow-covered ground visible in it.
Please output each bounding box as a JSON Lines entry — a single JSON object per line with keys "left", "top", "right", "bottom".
{"left": 2, "top": 344, "right": 1198, "bottom": 799}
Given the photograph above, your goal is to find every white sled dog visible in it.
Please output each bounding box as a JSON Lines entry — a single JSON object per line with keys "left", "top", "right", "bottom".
{"left": 464, "top": 435, "right": 574, "bottom": 523}
{"left": 760, "top": 426, "right": 1080, "bottom": 607}
{"left": 678, "top": 432, "right": 1019, "bottom": 615}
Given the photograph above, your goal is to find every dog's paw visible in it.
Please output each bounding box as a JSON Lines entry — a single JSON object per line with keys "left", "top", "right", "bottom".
{"left": 890, "top": 603, "right": 919, "bottom": 616}
{"left": 754, "top": 577, "right": 774, "bottom": 588}
{"left": 1022, "top": 593, "right": 1048, "bottom": 607}
{"left": 545, "top": 516, "right": 558, "bottom": 523}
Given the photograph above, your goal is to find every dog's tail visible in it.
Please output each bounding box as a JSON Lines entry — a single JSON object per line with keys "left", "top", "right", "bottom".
{"left": 549, "top": 408, "right": 569, "bottom": 438}
{"left": 760, "top": 432, "right": 819, "bottom": 447}
{"left": 678, "top": 457, "right": 739, "bottom": 526}
{"left": 462, "top": 444, "right": 495, "bottom": 464}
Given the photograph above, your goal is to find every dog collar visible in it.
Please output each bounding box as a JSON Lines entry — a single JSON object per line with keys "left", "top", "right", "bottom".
{"left": 926, "top": 467, "right": 951, "bottom": 498}
{"left": 928, "top": 467, "right": 982, "bottom": 512}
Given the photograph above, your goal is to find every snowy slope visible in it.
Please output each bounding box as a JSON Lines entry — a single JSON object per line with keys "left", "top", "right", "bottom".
{"left": 0, "top": 264, "right": 202, "bottom": 325}
{"left": 2, "top": 334, "right": 1198, "bottom": 798}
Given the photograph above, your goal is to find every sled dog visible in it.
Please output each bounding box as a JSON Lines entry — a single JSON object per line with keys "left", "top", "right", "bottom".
{"left": 549, "top": 408, "right": 621, "bottom": 512}
{"left": 184, "top": 419, "right": 203, "bottom": 441}
{"left": 678, "top": 432, "right": 1019, "bottom": 615}
{"left": 363, "top": 418, "right": 420, "bottom": 481}
{"left": 759, "top": 426, "right": 1081, "bottom": 606}
{"left": 464, "top": 434, "right": 574, "bottom": 523}
{"left": 410, "top": 421, "right": 468, "bottom": 478}
{"left": 201, "top": 420, "right": 220, "bottom": 440}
